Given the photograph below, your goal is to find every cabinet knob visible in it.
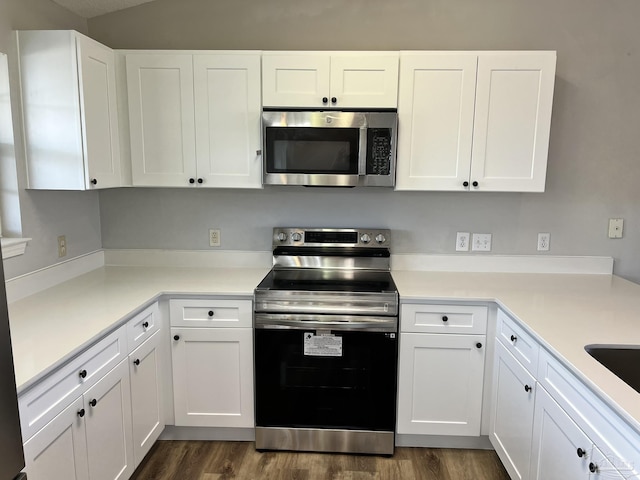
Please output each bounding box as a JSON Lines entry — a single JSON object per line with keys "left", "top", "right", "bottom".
{"left": 142, "top": 321, "right": 149, "bottom": 329}
{"left": 524, "top": 384, "right": 532, "bottom": 393}
{"left": 197, "top": 178, "right": 204, "bottom": 184}
{"left": 589, "top": 462, "right": 597, "bottom": 473}
{"left": 441, "top": 315, "right": 448, "bottom": 322}
{"left": 577, "top": 448, "right": 586, "bottom": 458}
{"left": 463, "top": 181, "right": 469, "bottom": 187}
{"left": 208, "top": 310, "right": 214, "bottom": 317}
{"left": 77, "top": 408, "right": 85, "bottom": 418}
{"left": 472, "top": 181, "right": 479, "bottom": 188}
{"left": 133, "top": 359, "right": 140, "bottom": 366}
{"left": 90, "top": 178, "right": 98, "bottom": 185}
{"left": 89, "top": 398, "right": 97, "bottom": 408}
{"left": 476, "top": 342, "right": 483, "bottom": 349}
{"left": 331, "top": 97, "right": 337, "bottom": 104}
{"left": 79, "top": 369, "right": 87, "bottom": 379}
{"left": 322, "top": 97, "right": 328, "bottom": 104}
{"left": 189, "top": 178, "right": 195, "bottom": 184}
{"left": 256, "top": 149, "right": 262, "bottom": 156}
{"left": 173, "top": 335, "right": 180, "bottom": 341}
{"left": 510, "top": 335, "right": 518, "bottom": 343}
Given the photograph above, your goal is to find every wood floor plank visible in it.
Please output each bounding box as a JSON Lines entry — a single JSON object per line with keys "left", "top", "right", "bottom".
{"left": 129, "top": 441, "right": 510, "bottom": 480}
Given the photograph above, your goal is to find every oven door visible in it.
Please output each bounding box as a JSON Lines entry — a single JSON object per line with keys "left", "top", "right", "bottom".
{"left": 254, "top": 314, "right": 398, "bottom": 432}
{"left": 262, "top": 111, "right": 366, "bottom": 186}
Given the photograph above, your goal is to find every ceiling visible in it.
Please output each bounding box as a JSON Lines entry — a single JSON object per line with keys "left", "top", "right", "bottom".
{"left": 51, "top": 0, "right": 158, "bottom": 18}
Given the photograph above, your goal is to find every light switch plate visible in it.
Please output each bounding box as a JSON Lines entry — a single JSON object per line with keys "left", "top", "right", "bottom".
{"left": 472, "top": 233, "right": 492, "bottom": 252}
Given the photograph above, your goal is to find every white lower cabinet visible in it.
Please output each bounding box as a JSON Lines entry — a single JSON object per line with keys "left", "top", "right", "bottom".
{"left": 129, "top": 330, "right": 164, "bottom": 465}
{"left": 84, "top": 360, "right": 134, "bottom": 480}
{"left": 169, "top": 298, "right": 254, "bottom": 429}
{"left": 490, "top": 340, "right": 536, "bottom": 480}
{"left": 23, "top": 397, "right": 89, "bottom": 480}
{"left": 24, "top": 359, "right": 134, "bottom": 480}
{"left": 397, "top": 332, "right": 486, "bottom": 436}
{"left": 397, "top": 303, "right": 488, "bottom": 437}
{"left": 530, "top": 387, "right": 593, "bottom": 480}
{"left": 171, "top": 326, "right": 254, "bottom": 428}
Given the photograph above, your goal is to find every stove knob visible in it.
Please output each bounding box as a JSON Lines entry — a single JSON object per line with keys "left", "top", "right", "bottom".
{"left": 360, "top": 233, "right": 371, "bottom": 244}
{"left": 375, "top": 234, "right": 386, "bottom": 244}
{"left": 291, "top": 232, "right": 303, "bottom": 242}
{"left": 276, "top": 232, "right": 287, "bottom": 242}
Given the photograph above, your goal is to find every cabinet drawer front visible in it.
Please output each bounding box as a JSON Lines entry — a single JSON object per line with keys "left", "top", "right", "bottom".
{"left": 496, "top": 309, "right": 539, "bottom": 376}
{"left": 537, "top": 349, "right": 640, "bottom": 479}
{"left": 19, "top": 326, "right": 127, "bottom": 441}
{"left": 126, "top": 303, "right": 159, "bottom": 352}
{"left": 170, "top": 299, "right": 252, "bottom": 328}
{"left": 400, "top": 304, "right": 487, "bottom": 334}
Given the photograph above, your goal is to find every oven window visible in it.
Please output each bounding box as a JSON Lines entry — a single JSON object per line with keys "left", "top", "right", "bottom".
{"left": 265, "top": 127, "right": 360, "bottom": 174}
{"left": 255, "top": 329, "right": 398, "bottom": 431}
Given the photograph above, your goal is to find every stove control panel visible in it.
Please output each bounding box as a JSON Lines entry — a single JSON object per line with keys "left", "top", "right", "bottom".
{"left": 273, "top": 228, "right": 390, "bottom": 248}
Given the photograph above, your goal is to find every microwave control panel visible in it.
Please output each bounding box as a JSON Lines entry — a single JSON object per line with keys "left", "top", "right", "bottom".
{"left": 367, "top": 129, "right": 393, "bottom": 175}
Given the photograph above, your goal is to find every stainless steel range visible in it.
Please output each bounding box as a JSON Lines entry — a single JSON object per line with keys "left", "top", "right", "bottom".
{"left": 253, "top": 228, "right": 399, "bottom": 455}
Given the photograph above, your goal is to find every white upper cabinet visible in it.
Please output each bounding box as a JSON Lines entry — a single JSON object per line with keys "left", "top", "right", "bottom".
{"left": 396, "top": 51, "right": 556, "bottom": 192}
{"left": 396, "top": 53, "right": 477, "bottom": 191}
{"left": 125, "top": 51, "right": 262, "bottom": 188}
{"left": 17, "top": 30, "right": 122, "bottom": 190}
{"left": 193, "top": 54, "right": 262, "bottom": 188}
{"left": 125, "top": 53, "right": 197, "bottom": 187}
{"left": 471, "top": 53, "right": 556, "bottom": 192}
{"left": 262, "top": 52, "right": 399, "bottom": 108}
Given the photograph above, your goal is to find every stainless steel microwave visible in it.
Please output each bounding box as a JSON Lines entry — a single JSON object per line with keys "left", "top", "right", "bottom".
{"left": 262, "top": 110, "right": 398, "bottom": 187}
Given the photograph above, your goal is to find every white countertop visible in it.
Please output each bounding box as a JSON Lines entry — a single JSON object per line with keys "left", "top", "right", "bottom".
{"left": 7, "top": 265, "right": 640, "bottom": 436}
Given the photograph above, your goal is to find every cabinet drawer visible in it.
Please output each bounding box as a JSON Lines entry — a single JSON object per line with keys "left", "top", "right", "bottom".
{"left": 496, "top": 309, "right": 539, "bottom": 376}
{"left": 19, "top": 325, "right": 127, "bottom": 441}
{"left": 400, "top": 304, "right": 487, "bottom": 334}
{"left": 537, "top": 349, "right": 640, "bottom": 479}
{"left": 126, "top": 303, "right": 160, "bottom": 352}
{"left": 170, "top": 299, "right": 252, "bottom": 328}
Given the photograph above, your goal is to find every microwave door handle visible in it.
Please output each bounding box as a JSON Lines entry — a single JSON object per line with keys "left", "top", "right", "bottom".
{"left": 358, "top": 127, "right": 368, "bottom": 175}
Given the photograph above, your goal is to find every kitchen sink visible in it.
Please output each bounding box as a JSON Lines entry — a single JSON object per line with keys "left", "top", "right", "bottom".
{"left": 585, "top": 345, "right": 640, "bottom": 394}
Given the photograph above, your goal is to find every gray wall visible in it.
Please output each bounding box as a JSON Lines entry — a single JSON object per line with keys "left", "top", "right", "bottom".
{"left": 0, "top": 0, "right": 100, "bottom": 279}
{"left": 91, "top": 0, "right": 640, "bottom": 282}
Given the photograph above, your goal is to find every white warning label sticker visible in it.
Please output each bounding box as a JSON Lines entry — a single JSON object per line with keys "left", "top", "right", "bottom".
{"left": 303, "top": 332, "right": 343, "bottom": 357}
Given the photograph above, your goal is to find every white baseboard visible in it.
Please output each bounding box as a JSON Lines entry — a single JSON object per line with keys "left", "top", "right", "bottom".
{"left": 390, "top": 254, "right": 614, "bottom": 275}
{"left": 159, "top": 426, "right": 255, "bottom": 442}
{"left": 5, "top": 251, "right": 105, "bottom": 303}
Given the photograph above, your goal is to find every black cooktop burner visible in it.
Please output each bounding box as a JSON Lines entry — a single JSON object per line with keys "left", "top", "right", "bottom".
{"left": 255, "top": 269, "right": 397, "bottom": 294}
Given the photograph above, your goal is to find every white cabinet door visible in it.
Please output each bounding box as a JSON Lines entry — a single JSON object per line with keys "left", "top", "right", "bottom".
{"left": 171, "top": 327, "right": 254, "bottom": 428}
{"left": 470, "top": 53, "right": 556, "bottom": 192}
{"left": 530, "top": 387, "right": 592, "bottom": 480}
{"left": 329, "top": 54, "right": 399, "bottom": 108}
{"left": 84, "top": 360, "right": 134, "bottom": 480}
{"left": 16, "top": 30, "right": 121, "bottom": 190}
{"left": 193, "top": 54, "right": 262, "bottom": 188}
{"left": 126, "top": 54, "right": 197, "bottom": 187}
{"left": 77, "top": 35, "right": 121, "bottom": 189}
{"left": 396, "top": 53, "right": 477, "bottom": 191}
{"left": 23, "top": 397, "right": 90, "bottom": 480}
{"left": 262, "top": 52, "right": 399, "bottom": 108}
{"left": 261, "top": 53, "right": 331, "bottom": 108}
{"left": 396, "top": 332, "right": 485, "bottom": 436}
{"left": 129, "top": 330, "right": 164, "bottom": 467}
{"left": 490, "top": 340, "right": 536, "bottom": 480}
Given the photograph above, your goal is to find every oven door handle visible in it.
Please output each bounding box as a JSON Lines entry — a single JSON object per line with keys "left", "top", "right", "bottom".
{"left": 254, "top": 314, "right": 397, "bottom": 332}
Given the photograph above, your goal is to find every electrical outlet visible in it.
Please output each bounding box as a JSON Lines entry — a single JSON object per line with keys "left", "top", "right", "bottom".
{"left": 608, "top": 218, "right": 624, "bottom": 239}
{"left": 471, "top": 233, "right": 492, "bottom": 252}
{"left": 537, "top": 233, "right": 550, "bottom": 251}
{"left": 209, "top": 229, "right": 221, "bottom": 247}
{"left": 57, "top": 235, "right": 67, "bottom": 258}
{"left": 456, "top": 232, "right": 470, "bottom": 252}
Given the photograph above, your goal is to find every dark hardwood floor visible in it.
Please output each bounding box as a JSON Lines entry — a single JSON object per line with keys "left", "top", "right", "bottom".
{"left": 129, "top": 441, "right": 510, "bottom": 480}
